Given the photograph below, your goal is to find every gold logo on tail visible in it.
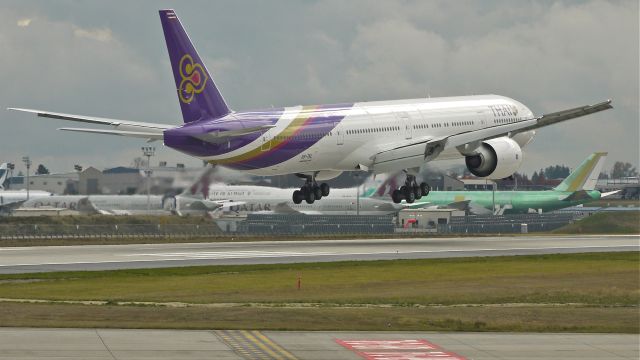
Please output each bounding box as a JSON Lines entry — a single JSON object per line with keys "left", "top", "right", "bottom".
{"left": 178, "top": 54, "right": 208, "bottom": 104}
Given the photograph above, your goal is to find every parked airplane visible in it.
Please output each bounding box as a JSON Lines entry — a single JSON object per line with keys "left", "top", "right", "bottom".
{"left": 380, "top": 152, "right": 619, "bottom": 214}
{"left": 198, "top": 172, "right": 402, "bottom": 216}
{"left": 2, "top": 167, "right": 242, "bottom": 216}
{"left": 7, "top": 193, "right": 242, "bottom": 216}
{"left": 0, "top": 163, "right": 53, "bottom": 211}
{"left": 0, "top": 190, "right": 53, "bottom": 212}
{"left": 9, "top": 9, "right": 613, "bottom": 206}
{"left": 5, "top": 166, "right": 395, "bottom": 216}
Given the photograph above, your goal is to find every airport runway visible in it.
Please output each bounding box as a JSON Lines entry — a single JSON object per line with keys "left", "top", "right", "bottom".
{"left": 0, "top": 328, "right": 637, "bottom": 359}
{"left": 0, "top": 235, "right": 637, "bottom": 273}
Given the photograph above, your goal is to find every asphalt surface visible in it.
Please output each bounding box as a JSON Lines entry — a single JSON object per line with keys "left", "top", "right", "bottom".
{"left": 0, "top": 234, "right": 637, "bottom": 273}
{"left": 0, "top": 328, "right": 637, "bottom": 359}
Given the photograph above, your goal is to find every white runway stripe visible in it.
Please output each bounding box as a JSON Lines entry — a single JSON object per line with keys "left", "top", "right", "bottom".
{"left": 126, "top": 251, "right": 337, "bottom": 259}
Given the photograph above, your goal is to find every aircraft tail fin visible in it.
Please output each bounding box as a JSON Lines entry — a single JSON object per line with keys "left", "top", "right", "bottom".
{"left": 179, "top": 165, "right": 217, "bottom": 199}
{"left": 159, "top": 9, "right": 231, "bottom": 123}
{"left": 0, "top": 163, "right": 7, "bottom": 190}
{"left": 367, "top": 171, "right": 407, "bottom": 199}
{"left": 554, "top": 152, "right": 607, "bottom": 192}
{"left": 360, "top": 173, "right": 388, "bottom": 198}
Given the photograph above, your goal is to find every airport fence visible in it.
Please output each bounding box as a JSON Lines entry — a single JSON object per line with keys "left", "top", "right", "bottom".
{"left": 440, "top": 213, "right": 577, "bottom": 234}
{"left": 240, "top": 214, "right": 396, "bottom": 235}
{"left": 0, "top": 223, "right": 222, "bottom": 240}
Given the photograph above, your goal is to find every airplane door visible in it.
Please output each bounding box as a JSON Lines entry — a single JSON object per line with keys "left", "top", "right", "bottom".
{"left": 335, "top": 122, "right": 344, "bottom": 145}
{"left": 261, "top": 132, "right": 272, "bottom": 151}
{"left": 396, "top": 111, "right": 412, "bottom": 139}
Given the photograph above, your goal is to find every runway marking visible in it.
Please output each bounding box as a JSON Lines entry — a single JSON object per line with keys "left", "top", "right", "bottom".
{"left": 251, "top": 331, "right": 298, "bottom": 360}
{"left": 336, "top": 339, "right": 467, "bottom": 360}
{"left": 215, "top": 330, "right": 298, "bottom": 360}
{"left": 0, "top": 245, "right": 637, "bottom": 268}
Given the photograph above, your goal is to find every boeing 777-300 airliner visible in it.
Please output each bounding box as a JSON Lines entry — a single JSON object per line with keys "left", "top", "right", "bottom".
{"left": 9, "top": 9, "right": 613, "bottom": 205}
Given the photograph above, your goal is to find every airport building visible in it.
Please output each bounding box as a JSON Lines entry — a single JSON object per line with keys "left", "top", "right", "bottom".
{"left": 5, "top": 163, "right": 203, "bottom": 195}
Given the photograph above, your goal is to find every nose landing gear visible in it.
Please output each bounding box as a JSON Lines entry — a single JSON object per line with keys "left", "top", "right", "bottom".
{"left": 391, "top": 174, "right": 430, "bottom": 204}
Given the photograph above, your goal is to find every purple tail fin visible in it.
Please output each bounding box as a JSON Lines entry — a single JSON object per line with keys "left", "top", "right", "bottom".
{"left": 160, "top": 9, "right": 230, "bottom": 123}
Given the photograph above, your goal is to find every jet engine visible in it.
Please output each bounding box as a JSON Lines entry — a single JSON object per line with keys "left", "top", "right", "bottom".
{"left": 464, "top": 137, "right": 523, "bottom": 179}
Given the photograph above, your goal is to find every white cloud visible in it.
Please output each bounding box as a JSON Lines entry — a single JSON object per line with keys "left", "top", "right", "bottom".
{"left": 16, "top": 18, "right": 32, "bottom": 27}
{"left": 72, "top": 26, "right": 113, "bottom": 42}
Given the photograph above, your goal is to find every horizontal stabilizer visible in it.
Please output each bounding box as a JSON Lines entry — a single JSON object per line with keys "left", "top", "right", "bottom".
{"left": 8, "top": 108, "right": 171, "bottom": 130}
{"left": 59, "top": 128, "right": 164, "bottom": 140}
{"left": 601, "top": 190, "right": 621, "bottom": 198}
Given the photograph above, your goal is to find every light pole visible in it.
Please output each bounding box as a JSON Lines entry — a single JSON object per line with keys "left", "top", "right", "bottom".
{"left": 353, "top": 173, "right": 361, "bottom": 216}
{"left": 6, "top": 163, "right": 15, "bottom": 190}
{"left": 492, "top": 180, "right": 496, "bottom": 215}
{"left": 22, "top": 156, "right": 31, "bottom": 200}
{"left": 141, "top": 146, "right": 156, "bottom": 211}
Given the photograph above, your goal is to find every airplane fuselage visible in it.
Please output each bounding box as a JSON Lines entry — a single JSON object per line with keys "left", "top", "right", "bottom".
{"left": 417, "top": 190, "right": 602, "bottom": 214}
{"left": 204, "top": 185, "right": 401, "bottom": 215}
{"left": 164, "top": 95, "right": 536, "bottom": 176}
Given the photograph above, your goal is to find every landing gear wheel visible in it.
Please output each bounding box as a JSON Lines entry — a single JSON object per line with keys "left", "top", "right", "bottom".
{"left": 403, "top": 186, "right": 415, "bottom": 203}
{"left": 420, "top": 182, "right": 430, "bottom": 196}
{"left": 413, "top": 185, "right": 422, "bottom": 200}
{"left": 391, "top": 189, "right": 403, "bottom": 204}
{"left": 313, "top": 186, "right": 323, "bottom": 200}
{"left": 305, "top": 190, "right": 315, "bottom": 204}
{"left": 320, "top": 183, "right": 330, "bottom": 197}
{"left": 292, "top": 190, "right": 303, "bottom": 204}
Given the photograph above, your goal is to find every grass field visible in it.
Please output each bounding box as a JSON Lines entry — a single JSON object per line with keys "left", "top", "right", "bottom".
{"left": 554, "top": 211, "right": 639, "bottom": 234}
{"left": 0, "top": 252, "right": 637, "bottom": 332}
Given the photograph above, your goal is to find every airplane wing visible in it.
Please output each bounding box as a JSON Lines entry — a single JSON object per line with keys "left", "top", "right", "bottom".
{"left": 270, "top": 202, "right": 303, "bottom": 214}
{"left": 0, "top": 200, "right": 26, "bottom": 213}
{"left": 8, "top": 108, "right": 172, "bottom": 129}
{"left": 185, "top": 199, "right": 245, "bottom": 211}
{"left": 430, "top": 100, "right": 613, "bottom": 158}
{"left": 373, "top": 100, "right": 612, "bottom": 171}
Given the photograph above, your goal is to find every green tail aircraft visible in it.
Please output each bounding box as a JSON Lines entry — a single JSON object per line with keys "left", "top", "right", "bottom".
{"left": 377, "top": 152, "right": 619, "bottom": 215}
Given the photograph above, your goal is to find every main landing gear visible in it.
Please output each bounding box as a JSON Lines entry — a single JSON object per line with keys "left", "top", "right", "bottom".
{"left": 391, "top": 174, "right": 430, "bottom": 204}
{"left": 292, "top": 175, "right": 330, "bottom": 204}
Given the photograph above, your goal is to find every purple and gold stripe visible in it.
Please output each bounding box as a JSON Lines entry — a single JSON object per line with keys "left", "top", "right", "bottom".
{"left": 216, "top": 103, "right": 352, "bottom": 170}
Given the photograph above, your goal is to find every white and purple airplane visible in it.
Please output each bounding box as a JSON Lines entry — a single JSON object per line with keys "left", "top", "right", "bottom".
{"left": 9, "top": 9, "right": 612, "bottom": 205}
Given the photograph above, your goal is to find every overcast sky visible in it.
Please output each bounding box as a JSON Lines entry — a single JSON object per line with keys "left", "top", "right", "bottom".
{"left": 1, "top": 0, "right": 638, "bottom": 176}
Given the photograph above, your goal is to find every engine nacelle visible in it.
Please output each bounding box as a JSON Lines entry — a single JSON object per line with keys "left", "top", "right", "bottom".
{"left": 464, "top": 137, "right": 523, "bottom": 179}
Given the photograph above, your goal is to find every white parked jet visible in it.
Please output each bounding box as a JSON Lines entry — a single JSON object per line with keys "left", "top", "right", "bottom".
{"left": 190, "top": 172, "right": 401, "bottom": 216}
{"left": 9, "top": 9, "right": 613, "bottom": 206}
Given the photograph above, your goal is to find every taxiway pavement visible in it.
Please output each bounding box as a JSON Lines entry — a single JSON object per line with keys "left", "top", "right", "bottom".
{"left": 0, "top": 328, "right": 637, "bottom": 359}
